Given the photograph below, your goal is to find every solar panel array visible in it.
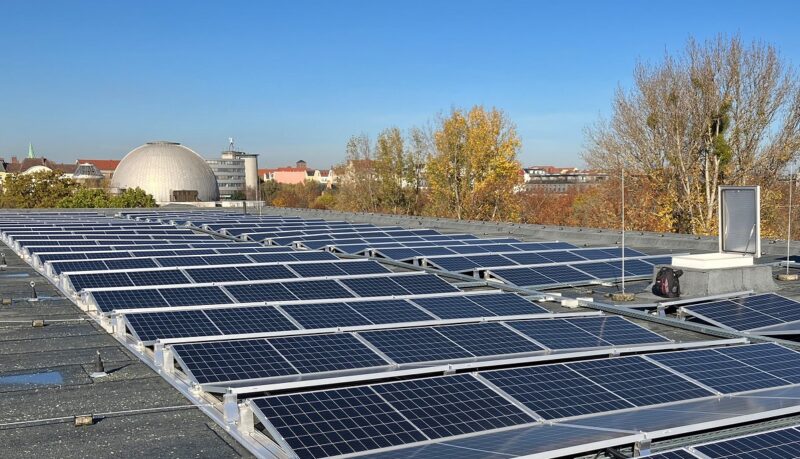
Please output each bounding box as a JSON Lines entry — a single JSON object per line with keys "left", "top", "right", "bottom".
{"left": 6, "top": 211, "right": 800, "bottom": 459}
{"left": 681, "top": 293, "right": 800, "bottom": 334}
{"left": 645, "top": 425, "right": 800, "bottom": 458}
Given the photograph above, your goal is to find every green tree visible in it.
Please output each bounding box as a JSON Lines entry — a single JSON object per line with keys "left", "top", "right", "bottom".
{"left": 425, "top": 106, "right": 522, "bottom": 221}
{"left": 229, "top": 190, "right": 246, "bottom": 201}
{"left": 0, "top": 170, "right": 78, "bottom": 208}
{"left": 109, "top": 187, "right": 157, "bottom": 208}
{"left": 57, "top": 188, "right": 111, "bottom": 208}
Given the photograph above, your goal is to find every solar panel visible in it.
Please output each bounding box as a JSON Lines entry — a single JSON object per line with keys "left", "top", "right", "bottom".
{"left": 268, "top": 334, "right": 388, "bottom": 373}
{"left": 337, "top": 260, "right": 390, "bottom": 275}
{"left": 125, "top": 310, "right": 221, "bottom": 342}
{"left": 467, "top": 293, "right": 549, "bottom": 316}
{"left": 186, "top": 267, "right": 247, "bottom": 283}
{"left": 539, "top": 251, "right": 585, "bottom": 263}
{"left": 694, "top": 426, "right": 800, "bottom": 458}
{"left": 391, "top": 275, "right": 458, "bottom": 295}
{"left": 237, "top": 265, "right": 297, "bottom": 281}
{"left": 127, "top": 270, "right": 191, "bottom": 286}
{"left": 572, "top": 262, "right": 621, "bottom": 280}
{"left": 647, "top": 345, "right": 792, "bottom": 393}
{"left": 340, "top": 276, "right": 409, "bottom": 297}
{"left": 530, "top": 265, "right": 594, "bottom": 284}
{"left": 714, "top": 343, "right": 800, "bottom": 384}
{"left": 502, "top": 252, "right": 551, "bottom": 265}
{"left": 435, "top": 323, "right": 543, "bottom": 356}
{"left": 644, "top": 450, "right": 700, "bottom": 459}
{"left": 159, "top": 286, "right": 233, "bottom": 306}
{"left": 683, "top": 293, "right": 800, "bottom": 332}
{"left": 203, "top": 307, "right": 298, "bottom": 335}
{"left": 347, "top": 299, "right": 435, "bottom": 324}
{"left": 252, "top": 387, "right": 426, "bottom": 459}
{"left": 359, "top": 327, "right": 472, "bottom": 364}
{"left": 91, "top": 289, "right": 168, "bottom": 312}
{"left": 224, "top": 283, "right": 297, "bottom": 303}
{"left": 290, "top": 251, "right": 338, "bottom": 262}
{"left": 509, "top": 319, "right": 609, "bottom": 349}
{"left": 372, "top": 374, "right": 533, "bottom": 439}
{"left": 568, "top": 357, "right": 713, "bottom": 406}
{"left": 174, "top": 340, "right": 297, "bottom": 384}
{"left": 281, "top": 302, "right": 372, "bottom": 329}
{"left": 490, "top": 267, "right": 554, "bottom": 287}
{"left": 288, "top": 262, "right": 348, "bottom": 278}
{"left": 105, "top": 258, "right": 159, "bottom": 271}
{"left": 567, "top": 316, "right": 670, "bottom": 346}
{"left": 482, "top": 364, "right": 633, "bottom": 420}
{"left": 69, "top": 272, "right": 133, "bottom": 291}
{"left": 410, "top": 296, "right": 494, "bottom": 319}
{"left": 284, "top": 279, "right": 355, "bottom": 300}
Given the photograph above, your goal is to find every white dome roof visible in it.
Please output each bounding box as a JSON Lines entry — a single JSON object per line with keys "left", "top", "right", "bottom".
{"left": 111, "top": 142, "right": 219, "bottom": 203}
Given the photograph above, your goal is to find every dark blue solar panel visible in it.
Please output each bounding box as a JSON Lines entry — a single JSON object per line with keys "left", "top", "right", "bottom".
{"left": 715, "top": 343, "right": 800, "bottom": 384}
{"left": 376, "top": 248, "right": 422, "bottom": 261}
{"left": 568, "top": 316, "right": 669, "bottom": 346}
{"left": 237, "top": 265, "right": 297, "bottom": 281}
{"left": 174, "top": 339, "right": 296, "bottom": 384}
{"left": 159, "top": 286, "right": 233, "bottom": 307}
{"left": 347, "top": 299, "right": 435, "bottom": 324}
{"left": 502, "top": 252, "right": 551, "bottom": 265}
{"left": 205, "top": 255, "right": 253, "bottom": 266}
{"left": 127, "top": 270, "right": 191, "bottom": 286}
{"left": 569, "top": 357, "right": 713, "bottom": 406}
{"left": 269, "top": 334, "right": 388, "bottom": 373}
{"left": 540, "top": 242, "right": 578, "bottom": 250}
{"left": 284, "top": 279, "right": 355, "bottom": 300}
{"left": 155, "top": 255, "right": 208, "bottom": 267}
{"left": 643, "top": 451, "right": 699, "bottom": 459}
{"left": 105, "top": 258, "right": 159, "bottom": 271}
{"left": 509, "top": 319, "right": 610, "bottom": 349}
{"left": 391, "top": 275, "right": 458, "bottom": 294}
{"left": 204, "top": 307, "right": 298, "bottom": 335}
{"left": 427, "top": 256, "right": 478, "bottom": 272}
{"left": 359, "top": 327, "right": 472, "bottom": 363}
{"left": 539, "top": 251, "right": 586, "bottom": 262}
{"left": 53, "top": 260, "right": 108, "bottom": 275}
{"left": 290, "top": 251, "right": 338, "bottom": 262}
{"left": 288, "top": 262, "right": 347, "bottom": 278}
{"left": 530, "top": 265, "right": 594, "bottom": 284}
{"left": 252, "top": 387, "right": 426, "bottom": 459}
{"left": 224, "top": 283, "right": 297, "bottom": 303}
{"left": 91, "top": 289, "right": 168, "bottom": 312}
{"left": 573, "top": 262, "right": 621, "bottom": 279}
{"left": 186, "top": 267, "right": 247, "bottom": 283}
{"left": 69, "top": 272, "right": 133, "bottom": 291}
{"left": 337, "top": 261, "right": 390, "bottom": 275}
{"left": 490, "top": 267, "right": 553, "bottom": 287}
{"left": 467, "top": 293, "right": 549, "bottom": 316}
{"left": 372, "top": 375, "right": 532, "bottom": 439}
{"left": 447, "top": 245, "right": 491, "bottom": 254}
{"left": 684, "top": 299, "right": 779, "bottom": 331}
{"left": 694, "top": 427, "right": 800, "bottom": 459}
{"left": 340, "top": 276, "right": 410, "bottom": 297}
{"left": 249, "top": 252, "right": 302, "bottom": 263}
{"left": 436, "top": 323, "right": 543, "bottom": 356}
{"left": 411, "top": 296, "right": 493, "bottom": 319}
{"left": 282, "top": 302, "right": 372, "bottom": 329}
{"left": 648, "top": 346, "right": 791, "bottom": 394}
{"left": 483, "top": 364, "right": 633, "bottom": 420}
{"left": 125, "top": 310, "right": 221, "bottom": 342}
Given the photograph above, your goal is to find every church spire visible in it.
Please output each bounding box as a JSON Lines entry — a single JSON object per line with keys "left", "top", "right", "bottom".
{"left": 27, "top": 143, "right": 35, "bottom": 159}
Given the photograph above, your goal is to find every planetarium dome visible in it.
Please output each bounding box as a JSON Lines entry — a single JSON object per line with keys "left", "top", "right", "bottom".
{"left": 110, "top": 141, "right": 219, "bottom": 203}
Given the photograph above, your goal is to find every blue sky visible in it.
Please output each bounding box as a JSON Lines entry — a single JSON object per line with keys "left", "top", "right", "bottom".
{"left": 2, "top": 1, "right": 799, "bottom": 168}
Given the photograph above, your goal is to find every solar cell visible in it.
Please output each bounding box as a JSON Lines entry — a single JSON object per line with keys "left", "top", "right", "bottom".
{"left": 104, "top": 259, "right": 159, "bottom": 271}
{"left": 337, "top": 261, "right": 390, "bottom": 275}
{"left": 347, "top": 299, "right": 435, "bottom": 324}
{"left": 568, "top": 316, "right": 669, "bottom": 346}
{"left": 482, "top": 364, "right": 633, "bottom": 419}
{"left": 288, "top": 262, "right": 347, "bottom": 278}
{"left": 290, "top": 251, "right": 338, "bottom": 261}
{"left": 647, "top": 346, "right": 790, "bottom": 393}
{"left": 568, "top": 357, "right": 713, "bottom": 406}
{"left": 572, "top": 262, "right": 621, "bottom": 280}
{"left": 502, "top": 252, "right": 551, "bottom": 265}
{"left": 237, "top": 265, "right": 297, "bottom": 281}
{"left": 269, "top": 334, "right": 388, "bottom": 373}
{"left": 204, "top": 307, "right": 297, "bottom": 335}
{"left": 174, "top": 340, "right": 296, "bottom": 384}
{"left": 359, "top": 327, "right": 472, "bottom": 364}
{"left": 538, "top": 251, "right": 586, "bottom": 263}
{"left": 283, "top": 279, "right": 355, "bottom": 300}
{"left": 644, "top": 451, "right": 699, "bottom": 459}
{"left": 224, "top": 283, "right": 297, "bottom": 303}
{"left": 467, "top": 293, "right": 549, "bottom": 316}
{"left": 530, "top": 265, "right": 594, "bottom": 284}
{"left": 252, "top": 387, "right": 426, "bottom": 459}
{"left": 390, "top": 275, "right": 458, "bottom": 295}
{"left": 509, "top": 319, "right": 608, "bottom": 349}
{"left": 125, "top": 310, "right": 221, "bottom": 342}
{"left": 490, "top": 268, "right": 554, "bottom": 287}
{"left": 127, "top": 270, "right": 191, "bottom": 286}
{"left": 684, "top": 294, "right": 800, "bottom": 332}
{"left": 694, "top": 426, "right": 800, "bottom": 459}
{"left": 91, "top": 289, "right": 168, "bottom": 312}
{"left": 69, "top": 272, "right": 133, "bottom": 291}
{"left": 159, "top": 286, "right": 233, "bottom": 306}
{"left": 372, "top": 375, "right": 533, "bottom": 439}
{"left": 281, "top": 302, "right": 372, "bottom": 329}
{"left": 53, "top": 260, "right": 108, "bottom": 275}
{"left": 435, "top": 323, "right": 543, "bottom": 356}
{"left": 410, "top": 296, "right": 493, "bottom": 319}
{"left": 715, "top": 343, "right": 800, "bottom": 384}
{"left": 186, "top": 267, "right": 247, "bottom": 283}
{"left": 427, "top": 256, "right": 478, "bottom": 272}
{"left": 340, "top": 276, "right": 409, "bottom": 297}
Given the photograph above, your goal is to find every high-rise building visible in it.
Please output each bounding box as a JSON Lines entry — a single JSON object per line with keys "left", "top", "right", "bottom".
{"left": 207, "top": 150, "right": 259, "bottom": 200}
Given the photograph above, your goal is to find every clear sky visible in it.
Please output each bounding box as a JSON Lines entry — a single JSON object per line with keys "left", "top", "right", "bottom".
{"left": 2, "top": 0, "right": 799, "bottom": 168}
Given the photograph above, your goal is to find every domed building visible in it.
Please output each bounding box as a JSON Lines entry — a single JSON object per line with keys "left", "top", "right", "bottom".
{"left": 111, "top": 142, "right": 219, "bottom": 203}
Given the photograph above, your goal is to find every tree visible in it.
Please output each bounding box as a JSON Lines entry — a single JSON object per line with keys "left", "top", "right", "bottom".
{"left": 585, "top": 35, "right": 800, "bottom": 234}
{"left": 333, "top": 135, "right": 379, "bottom": 212}
{"left": 110, "top": 187, "right": 157, "bottom": 208}
{"left": 57, "top": 187, "right": 111, "bottom": 208}
{"left": 261, "top": 180, "right": 280, "bottom": 203}
{"left": 0, "top": 170, "right": 78, "bottom": 208}
{"left": 229, "top": 190, "right": 246, "bottom": 201}
{"left": 271, "top": 181, "right": 325, "bottom": 208}
{"left": 425, "top": 106, "right": 522, "bottom": 221}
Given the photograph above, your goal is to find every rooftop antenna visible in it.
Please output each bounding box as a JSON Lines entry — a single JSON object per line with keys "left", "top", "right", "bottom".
{"left": 782, "top": 162, "right": 799, "bottom": 281}
{"left": 612, "top": 151, "right": 634, "bottom": 301}
{"left": 228, "top": 137, "right": 235, "bottom": 151}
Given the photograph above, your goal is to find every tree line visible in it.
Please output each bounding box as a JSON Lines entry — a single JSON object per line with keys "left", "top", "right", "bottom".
{"left": 265, "top": 35, "right": 800, "bottom": 239}
{"left": 0, "top": 170, "right": 157, "bottom": 208}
